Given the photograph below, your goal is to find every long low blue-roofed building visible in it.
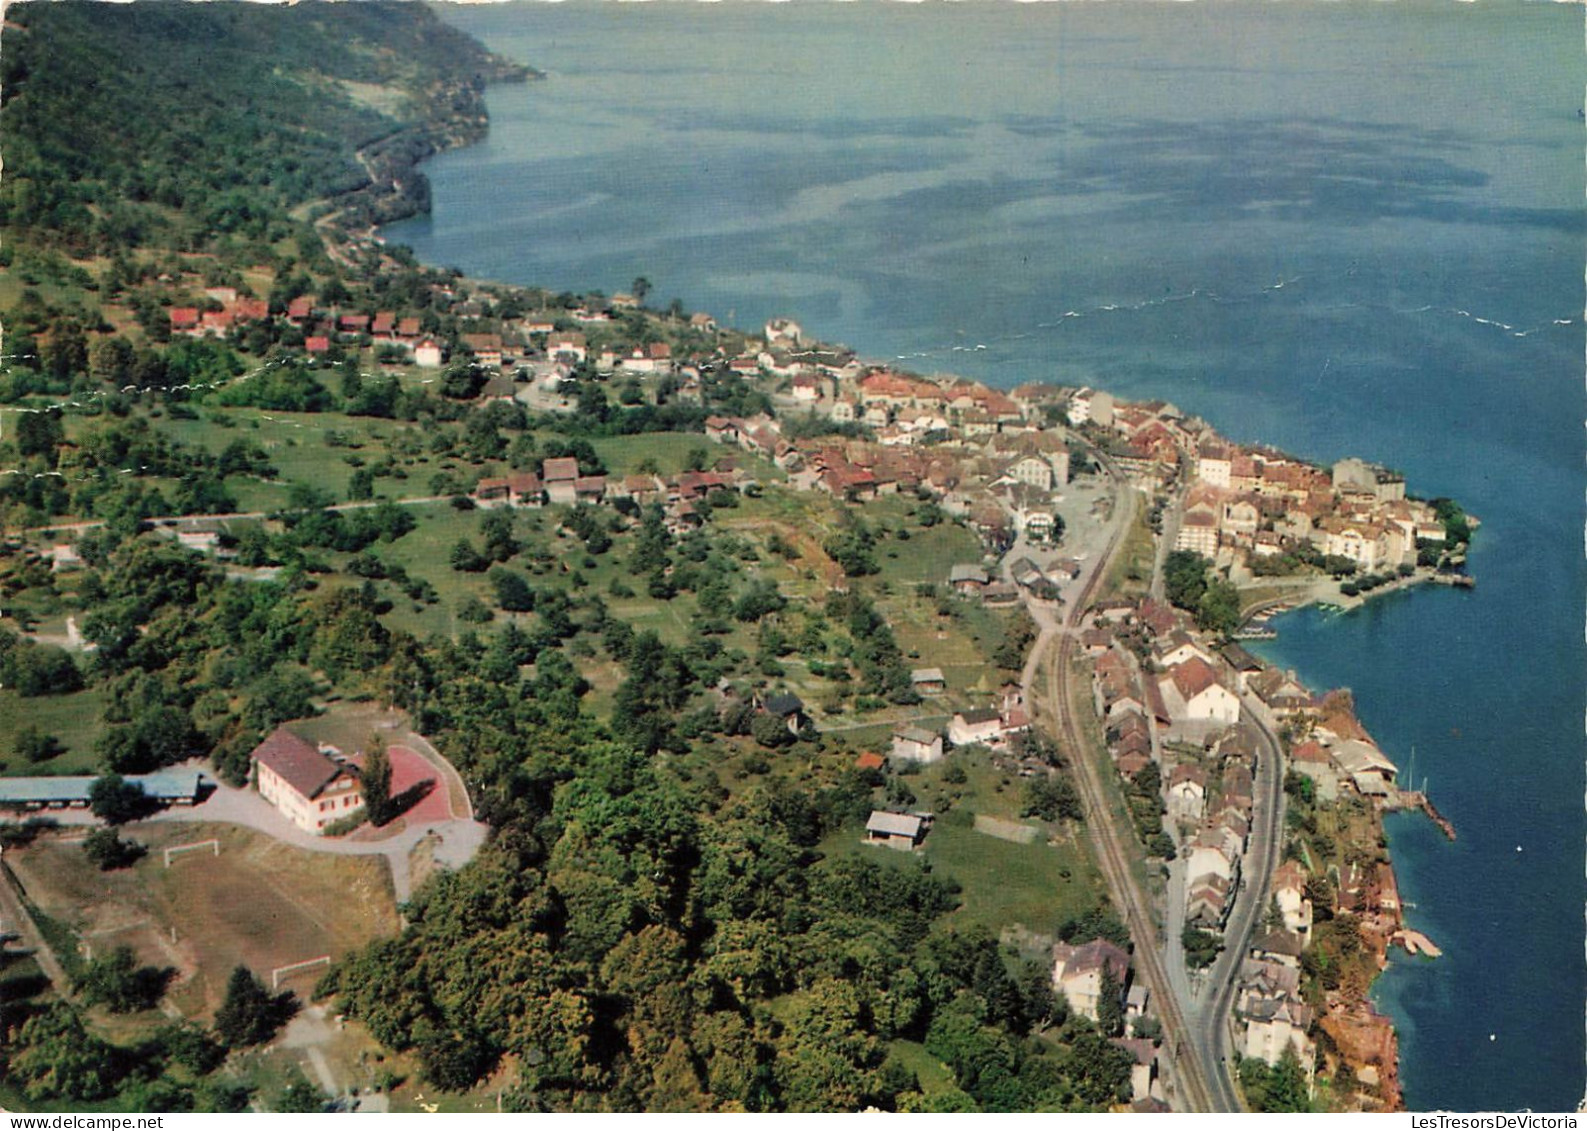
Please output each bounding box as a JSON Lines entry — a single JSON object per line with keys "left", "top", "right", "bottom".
{"left": 0, "top": 770, "right": 208, "bottom": 812}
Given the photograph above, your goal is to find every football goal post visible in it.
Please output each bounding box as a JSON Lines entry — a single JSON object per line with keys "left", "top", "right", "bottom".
{"left": 163, "top": 839, "right": 220, "bottom": 868}
{"left": 271, "top": 955, "right": 331, "bottom": 990}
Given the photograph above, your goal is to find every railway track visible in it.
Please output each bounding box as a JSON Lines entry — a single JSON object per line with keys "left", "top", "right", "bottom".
{"left": 1028, "top": 458, "right": 1229, "bottom": 1113}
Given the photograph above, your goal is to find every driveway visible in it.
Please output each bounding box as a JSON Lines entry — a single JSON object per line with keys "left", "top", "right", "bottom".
{"left": 37, "top": 763, "right": 488, "bottom": 904}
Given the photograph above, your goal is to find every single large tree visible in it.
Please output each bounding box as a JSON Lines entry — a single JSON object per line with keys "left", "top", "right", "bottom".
{"left": 88, "top": 774, "right": 149, "bottom": 825}
{"left": 213, "top": 966, "right": 291, "bottom": 1048}
{"left": 1095, "top": 961, "right": 1125, "bottom": 1038}
{"left": 362, "top": 740, "right": 392, "bottom": 826}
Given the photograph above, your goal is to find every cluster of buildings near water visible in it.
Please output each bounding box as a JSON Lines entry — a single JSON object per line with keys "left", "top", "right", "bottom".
{"left": 141, "top": 274, "right": 1467, "bottom": 600}
{"left": 1080, "top": 584, "right": 1431, "bottom": 1106}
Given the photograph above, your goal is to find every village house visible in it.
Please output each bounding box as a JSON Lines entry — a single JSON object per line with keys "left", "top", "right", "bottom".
{"left": 948, "top": 563, "right": 989, "bottom": 595}
{"left": 475, "top": 472, "right": 544, "bottom": 508}
{"left": 1004, "top": 454, "right": 1061, "bottom": 491}
{"left": 49, "top": 543, "right": 84, "bottom": 573}
{"left": 1050, "top": 937, "right": 1130, "bottom": 1023}
{"left": 1332, "top": 457, "right": 1405, "bottom": 503}
{"left": 573, "top": 475, "right": 608, "bottom": 505}
{"left": 414, "top": 339, "right": 443, "bottom": 368}
{"left": 1219, "top": 642, "right": 1265, "bottom": 693}
{"left": 891, "top": 726, "right": 944, "bottom": 764}
{"left": 1249, "top": 669, "right": 1314, "bottom": 717}
{"left": 251, "top": 726, "right": 364, "bottom": 835}
{"left": 910, "top": 668, "right": 947, "bottom": 695}
{"left": 1287, "top": 741, "right": 1340, "bottom": 802}
{"left": 1154, "top": 631, "right": 1215, "bottom": 671}
{"left": 548, "top": 331, "right": 587, "bottom": 364}
{"left": 1186, "top": 872, "right": 1233, "bottom": 931}
{"left": 462, "top": 332, "right": 504, "bottom": 370}
{"left": 1237, "top": 958, "right": 1316, "bottom": 1079}
{"left": 542, "top": 457, "right": 581, "bottom": 505}
{"left": 1166, "top": 762, "right": 1208, "bottom": 825}
{"left": 758, "top": 691, "right": 808, "bottom": 737}
{"left": 1317, "top": 516, "right": 1390, "bottom": 571}
{"left": 764, "top": 317, "right": 803, "bottom": 347}
{"left": 173, "top": 520, "right": 225, "bottom": 556}
{"left": 1330, "top": 738, "right": 1398, "bottom": 797}
{"left": 866, "top": 810, "right": 930, "bottom": 850}
{"left": 1272, "top": 860, "right": 1314, "bottom": 943}
{"left": 1175, "top": 509, "right": 1220, "bottom": 556}
{"left": 948, "top": 707, "right": 1003, "bottom": 749}
{"left": 1196, "top": 442, "right": 1234, "bottom": 489}
{"left": 623, "top": 342, "right": 673, "bottom": 375}
{"left": 1110, "top": 1038, "right": 1160, "bottom": 1105}
{"left": 1162, "top": 657, "right": 1241, "bottom": 724}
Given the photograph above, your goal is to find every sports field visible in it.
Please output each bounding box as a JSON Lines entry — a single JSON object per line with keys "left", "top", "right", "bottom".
{"left": 5, "top": 822, "right": 399, "bottom": 1018}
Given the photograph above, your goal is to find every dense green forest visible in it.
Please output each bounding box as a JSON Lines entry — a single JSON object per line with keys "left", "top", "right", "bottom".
{"left": 0, "top": 2, "right": 529, "bottom": 256}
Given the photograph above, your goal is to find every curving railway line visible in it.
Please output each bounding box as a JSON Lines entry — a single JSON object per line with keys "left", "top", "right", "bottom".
{"left": 1025, "top": 452, "right": 1240, "bottom": 1112}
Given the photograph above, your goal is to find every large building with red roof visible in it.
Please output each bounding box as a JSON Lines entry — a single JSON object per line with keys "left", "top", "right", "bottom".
{"left": 251, "top": 726, "right": 363, "bottom": 835}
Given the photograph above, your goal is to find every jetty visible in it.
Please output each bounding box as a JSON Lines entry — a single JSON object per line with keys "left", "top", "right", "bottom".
{"left": 1383, "top": 789, "right": 1457, "bottom": 840}
{"left": 1391, "top": 929, "right": 1443, "bottom": 958}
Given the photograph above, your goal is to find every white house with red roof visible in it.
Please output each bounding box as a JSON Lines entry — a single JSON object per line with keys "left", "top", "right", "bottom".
{"left": 1051, "top": 938, "right": 1131, "bottom": 1023}
{"left": 1160, "top": 657, "right": 1241, "bottom": 724}
{"left": 251, "top": 726, "right": 364, "bottom": 835}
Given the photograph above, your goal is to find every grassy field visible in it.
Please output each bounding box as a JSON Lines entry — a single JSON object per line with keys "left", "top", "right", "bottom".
{"left": 871, "top": 518, "right": 987, "bottom": 589}
{"left": 6, "top": 822, "right": 399, "bottom": 1020}
{"left": 887, "top": 1039, "right": 959, "bottom": 1097}
{"left": 0, "top": 686, "right": 107, "bottom": 776}
{"left": 818, "top": 749, "right": 1106, "bottom": 940}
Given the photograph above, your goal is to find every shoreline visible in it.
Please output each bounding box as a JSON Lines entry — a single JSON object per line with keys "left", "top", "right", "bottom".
{"left": 331, "top": 49, "right": 1455, "bottom": 1118}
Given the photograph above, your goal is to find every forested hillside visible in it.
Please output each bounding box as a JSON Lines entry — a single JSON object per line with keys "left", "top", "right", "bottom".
{"left": 0, "top": 1, "right": 530, "bottom": 256}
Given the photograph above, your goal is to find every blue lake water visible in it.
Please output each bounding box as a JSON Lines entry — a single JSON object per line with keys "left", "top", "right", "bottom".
{"left": 386, "top": 2, "right": 1585, "bottom": 1111}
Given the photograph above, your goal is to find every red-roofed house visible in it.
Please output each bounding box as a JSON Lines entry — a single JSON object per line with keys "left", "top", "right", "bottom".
{"left": 1051, "top": 938, "right": 1131, "bottom": 1022}
{"left": 1166, "top": 657, "right": 1241, "bottom": 723}
{"left": 462, "top": 333, "right": 504, "bottom": 369}
{"left": 251, "top": 726, "right": 363, "bottom": 835}
{"left": 232, "top": 297, "right": 269, "bottom": 323}
{"left": 305, "top": 335, "right": 331, "bottom": 356}
{"left": 286, "top": 296, "right": 315, "bottom": 324}
{"left": 170, "top": 307, "right": 200, "bottom": 334}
